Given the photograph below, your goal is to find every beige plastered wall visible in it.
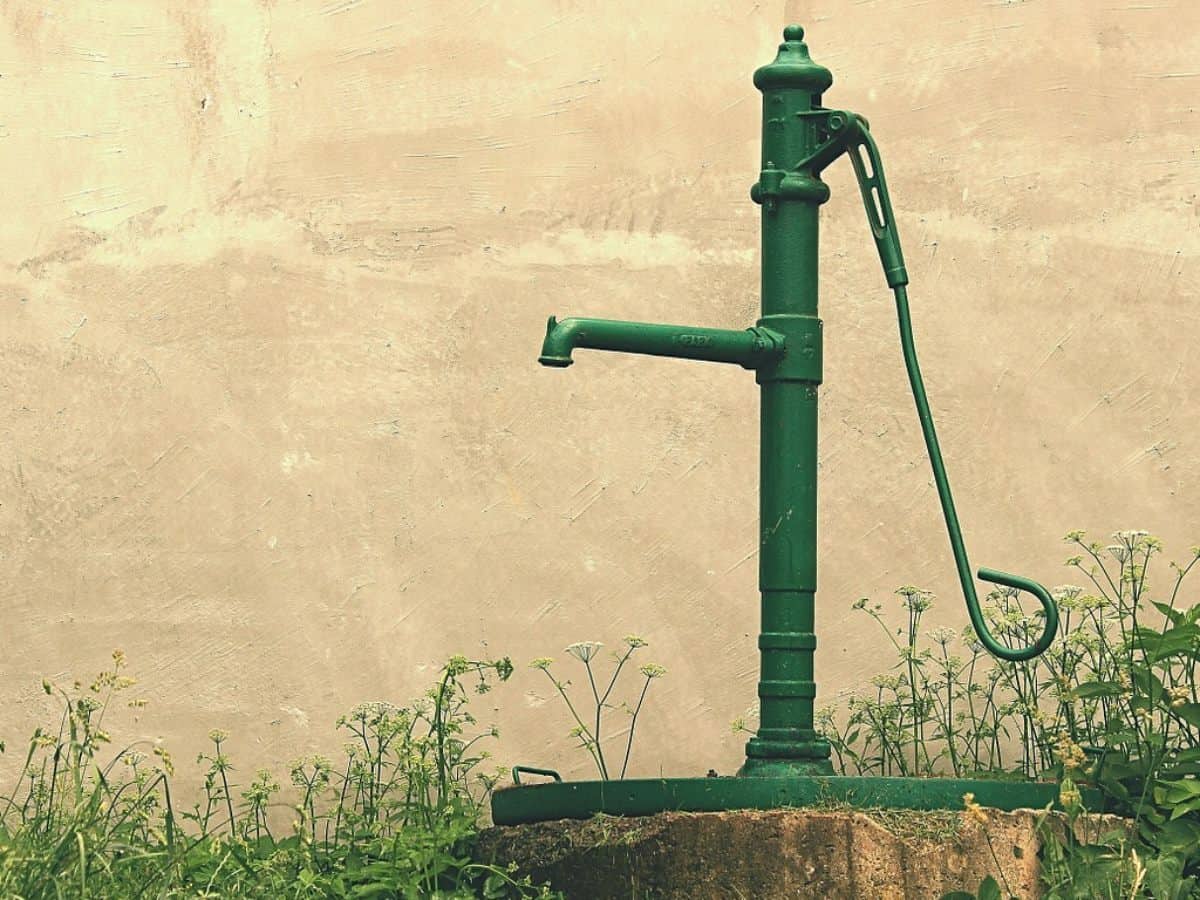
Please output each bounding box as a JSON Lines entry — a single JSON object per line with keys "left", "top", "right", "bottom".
{"left": 0, "top": 0, "right": 1197, "bottom": 790}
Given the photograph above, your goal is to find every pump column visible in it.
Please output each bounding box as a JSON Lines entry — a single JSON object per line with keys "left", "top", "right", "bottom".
{"left": 741, "top": 25, "right": 834, "bottom": 776}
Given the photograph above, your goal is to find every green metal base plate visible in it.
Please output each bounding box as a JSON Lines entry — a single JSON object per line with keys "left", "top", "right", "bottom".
{"left": 491, "top": 775, "right": 1098, "bottom": 826}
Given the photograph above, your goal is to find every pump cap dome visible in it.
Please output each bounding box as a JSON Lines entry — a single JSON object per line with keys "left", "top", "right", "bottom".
{"left": 753, "top": 24, "right": 833, "bottom": 93}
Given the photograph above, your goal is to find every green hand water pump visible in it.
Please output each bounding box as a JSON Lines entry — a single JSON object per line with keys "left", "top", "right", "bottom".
{"left": 495, "top": 26, "right": 1064, "bottom": 822}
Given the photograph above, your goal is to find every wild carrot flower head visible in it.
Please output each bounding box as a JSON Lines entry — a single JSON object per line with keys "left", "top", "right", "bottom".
{"left": 927, "top": 626, "right": 957, "bottom": 647}
{"left": 1053, "top": 585, "right": 1084, "bottom": 610}
{"left": 565, "top": 641, "right": 602, "bottom": 663}
{"left": 1113, "top": 530, "right": 1149, "bottom": 544}
{"left": 896, "top": 586, "right": 932, "bottom": 612}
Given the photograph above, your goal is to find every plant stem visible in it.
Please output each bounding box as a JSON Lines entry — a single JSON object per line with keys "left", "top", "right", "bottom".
{"left": 620, "top": 675, "right": 654, "bottom": 779}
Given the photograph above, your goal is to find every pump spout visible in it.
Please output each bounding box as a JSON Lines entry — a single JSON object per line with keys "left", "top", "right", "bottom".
{"left": 537, "top": 316, "right": 585, "bottom": 367}
{"left": 539, "top": 316, "right": 784, "bottom": 370}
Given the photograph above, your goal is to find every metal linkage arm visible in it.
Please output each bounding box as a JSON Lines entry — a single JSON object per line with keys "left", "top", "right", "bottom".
{"left": 837, "top": 121, "right": 1059, "bottom": 662}
{"left": 892, "top": 280, "right": 1059, "bottom": 661}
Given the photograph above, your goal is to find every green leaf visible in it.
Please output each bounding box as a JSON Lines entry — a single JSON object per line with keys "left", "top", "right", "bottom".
{"left": 1155, "top": 818, "right": 1200, "bottom": 853}
{"left": 976, "top": 875, "right": 1002, "bottom": 900}
{"left": 1152, "top": 600, "right": 1185, "bottom": 623}
{"left": 1130, "top": 665, "right": 1165, "bottom": 704}
{"left": 1074, "top": 681, "right": 1122, "bottom": 699}
{"left": 482, "top": 872, "right": 510, "bottom": 899}
{"left": 1172, "top": 703, "right": 1200, "bottom": 728}
{"left": 272, "top": 834, "right": 301, "bottom": 852}
{"left": 1155, "top": 779, "right": 1200, "bottom": 804}
{"left": 1170, "top": 798, "right": 1200, "bottom": 820}
{"left": 351, "top": 885, "right": 396, "bottom": 898}
{"left": 1153, "top": 601, "right": 1190, "bottom": 627}
{"left": 1104, "top": 729, "right": 1139, "bottom": 746}
{"left": 1160, "top": 761, "right": 1200, "bottom": 778}
{"left": 1137, "top": 623, "right": 1200, "bottom": 661}
{"left": 1142, "top": 854, "right": 1190, "bottom": 900}
{"left": 1099, "top": 750, "right": 1148, "bottom": 777}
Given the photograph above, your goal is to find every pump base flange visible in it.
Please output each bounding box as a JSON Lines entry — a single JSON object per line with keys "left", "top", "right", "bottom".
{"left": 490, "top": 774, "right": 1097, "bottom": 826}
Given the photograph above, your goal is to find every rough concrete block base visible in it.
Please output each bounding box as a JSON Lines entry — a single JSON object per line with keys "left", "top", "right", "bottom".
{"left": 477, "top": 807, "right": 1125, "bottom": 899}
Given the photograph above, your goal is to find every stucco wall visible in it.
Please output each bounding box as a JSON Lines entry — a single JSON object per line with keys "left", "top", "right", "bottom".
{"left": 1, "top": 1, "right": 1197, "bottom": 787}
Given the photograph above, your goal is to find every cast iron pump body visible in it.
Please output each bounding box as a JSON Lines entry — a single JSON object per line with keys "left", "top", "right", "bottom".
{"left": 537, "top": 25, "right": 1059, "bottom": 778}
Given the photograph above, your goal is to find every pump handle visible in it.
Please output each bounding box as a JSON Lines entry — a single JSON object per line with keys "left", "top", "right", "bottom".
{"left": 844, "top": 121, "right": 1059, "bottom": 662}
{"left": 845, "top": 124, "right": 908, "bottom": 289}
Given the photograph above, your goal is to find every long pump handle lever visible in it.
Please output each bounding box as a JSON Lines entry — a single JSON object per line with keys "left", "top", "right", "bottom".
{"left": 840, "top": 117, "right": 1059, "bottom": 662}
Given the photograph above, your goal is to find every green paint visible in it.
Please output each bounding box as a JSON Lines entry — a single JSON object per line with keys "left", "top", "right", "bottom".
{"left": 538, "top": 316, "right": 785, "bottom": 370}
{"left": 530, "top": 25, "right": 1059, "bottom": 805}
{"left": 491, "top": 774, "right": 1098, "bottom": 825}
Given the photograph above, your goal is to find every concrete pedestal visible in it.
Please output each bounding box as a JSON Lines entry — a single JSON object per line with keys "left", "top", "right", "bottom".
{"left": 477, "top": 807, "right": 1128, "bottom": 899}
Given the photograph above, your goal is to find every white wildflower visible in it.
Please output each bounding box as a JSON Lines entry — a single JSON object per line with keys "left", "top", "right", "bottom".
{"left": 564, "top": 641, "right": 603, "bottom": 663}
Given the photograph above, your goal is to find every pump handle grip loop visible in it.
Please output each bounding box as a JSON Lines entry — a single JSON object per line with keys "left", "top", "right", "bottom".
{"left": 976, "top": 568, "right": 1060, "bottom": 661}
{"left": 840, "top": 119, "right": 1060, "bottom": 662}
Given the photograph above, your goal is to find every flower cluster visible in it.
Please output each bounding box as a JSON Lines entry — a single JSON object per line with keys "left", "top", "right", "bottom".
{"left": 962, "top": 792, "right": 988, "bottom": 825}
{"left": 528, "top": 635, "right": 665, "bottom": 780}
{"left": 1053, "top": 734, "right": 1088, "bottom": 773}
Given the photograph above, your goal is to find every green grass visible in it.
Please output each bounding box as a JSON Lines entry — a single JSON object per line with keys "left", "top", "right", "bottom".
{"left": 799, "top": 530, "right": 1200, "bottom": 899}
{"left": 0, "top": 652, "right": 557, "bottom": 899}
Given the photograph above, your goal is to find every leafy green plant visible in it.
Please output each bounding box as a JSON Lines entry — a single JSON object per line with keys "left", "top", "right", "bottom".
{"left": 942, "top": 874, "right": 1003, "bottom": 900}
{"left": 809, "top": 530, "right": 1200, "bottom": 899}
{"left": 529, "top": 636, "right": 666, "bottom": 780}
{"left": 0, "top": 651, "right": 558, "bottom": 898}
{"left": 1041, "top": 531, "right": 1200, "bottom": 898}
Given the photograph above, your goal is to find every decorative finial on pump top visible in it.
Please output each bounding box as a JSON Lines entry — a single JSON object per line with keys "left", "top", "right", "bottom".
{"left": 754, "top": 24, "right": 832, "bottom": 92}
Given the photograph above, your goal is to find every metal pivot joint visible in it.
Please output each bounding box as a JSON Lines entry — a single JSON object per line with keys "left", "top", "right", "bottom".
{"left": 533, "top": 23, "right": 1060, "bottom": 788}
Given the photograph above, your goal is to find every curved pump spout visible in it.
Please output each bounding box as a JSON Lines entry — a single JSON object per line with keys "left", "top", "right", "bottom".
{"left": 539, "top": 316, "right": 785, "bottom": 370}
